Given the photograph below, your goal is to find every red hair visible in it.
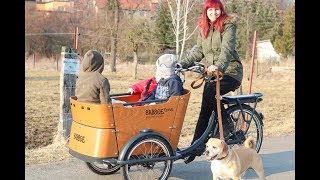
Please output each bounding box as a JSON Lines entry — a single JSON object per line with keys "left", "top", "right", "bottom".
{"left": 198, "top": 0, "right": 228, "bottom": 39}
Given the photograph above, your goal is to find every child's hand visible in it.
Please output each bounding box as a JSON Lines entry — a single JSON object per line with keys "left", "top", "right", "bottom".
{"left": 128, "top": 88, "right": 134, "bottom": 94}
{"left": 175, "top": 63, "right": 182, "bottom": 68}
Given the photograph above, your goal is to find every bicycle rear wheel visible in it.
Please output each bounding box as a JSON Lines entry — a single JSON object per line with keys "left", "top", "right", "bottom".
{"left": 226, "top": 104, "right": 263, "bottom": 152}
{"left": 86, "top": 161, "right": 121, "bottom": 175}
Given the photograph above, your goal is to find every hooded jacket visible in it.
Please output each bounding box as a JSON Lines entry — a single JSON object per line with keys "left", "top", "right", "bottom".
{"left": 75, "top": 50, "right": 111, "bottom": 104}
{"left": 180, "top": 14, "right": 243, "bottom": 83}
{"left": 130, "top": 76, "right": 158, "bottom": 101}
{"left": 148, "top": 74, "right": 184, "bottom": 100}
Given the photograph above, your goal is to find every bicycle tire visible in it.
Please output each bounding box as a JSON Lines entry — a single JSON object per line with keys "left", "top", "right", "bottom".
{"left": 121, "top": 134, "right": 174, "bottom": 180}
{"left": 226, "top": 104, "right": 264, "bottom": 153}
{"left": 86, "top": 161, "right": 121, "bottom": 175}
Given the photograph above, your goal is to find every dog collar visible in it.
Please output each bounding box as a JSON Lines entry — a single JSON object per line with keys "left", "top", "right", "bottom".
{"left": 216, "top": 152, "right": 229, "bottom": 160}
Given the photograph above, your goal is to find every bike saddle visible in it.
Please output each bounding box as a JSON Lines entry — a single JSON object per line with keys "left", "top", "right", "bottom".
{"left": 221, "top": 93, "right": 263, "bottom": 104}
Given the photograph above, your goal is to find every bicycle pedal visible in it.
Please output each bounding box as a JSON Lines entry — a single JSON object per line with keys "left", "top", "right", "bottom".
{"left": 184, "top": 155, "right": 196, "bottom": 164}
{"left": 195, "top": 146, "right": 205, "bottom": 156}
{"left": 230, "top": 130, "right": 246, "bottom": 142}
{"left": 196, "top": 151, "right": 204, "bottom": 156}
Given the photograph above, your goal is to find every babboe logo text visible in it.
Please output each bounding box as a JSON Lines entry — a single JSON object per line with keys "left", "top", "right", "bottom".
{"left": 74, "top": 133, "right": 85, "bottom": 143}
{"left": 145, "top": 108, "right": 174, "bottom": 116}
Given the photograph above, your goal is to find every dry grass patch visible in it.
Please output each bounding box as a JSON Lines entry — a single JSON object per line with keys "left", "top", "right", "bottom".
{"left": 25, "top": 133, "right": 73, "bottom": 165}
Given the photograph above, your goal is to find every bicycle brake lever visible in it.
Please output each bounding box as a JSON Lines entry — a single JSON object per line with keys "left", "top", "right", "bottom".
{"left": 205, "top": 74, "right": 214, "bottom": 82}
{"left": 194, "top": 62, "right": 205, "bottom": 68}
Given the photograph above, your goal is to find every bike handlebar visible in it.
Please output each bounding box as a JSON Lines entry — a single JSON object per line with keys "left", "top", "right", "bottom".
{"left": 175, "top": 62, "right": 223, "bottom": 81}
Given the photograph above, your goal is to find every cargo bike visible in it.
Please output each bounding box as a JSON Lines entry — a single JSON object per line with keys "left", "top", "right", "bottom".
{"left": 68, "top": 63, "right": 264, "bottom": 180}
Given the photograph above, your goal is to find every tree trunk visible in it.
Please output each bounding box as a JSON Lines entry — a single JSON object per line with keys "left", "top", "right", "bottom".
{"left": 110, "top": 0, "right": 119, "bottom": 72}
{"left": 175, "top": 0, "right": 181, "bottom": 55}
{"left": 110, "top": 37, "right": 117, "bottom": 72}
{"left": 133, "top": 46, "right": 138, "bottom": 80}
{"left": 180, "top": 0, "right": 190, "bottom": 60}
{"left": 245, "top": 13, "right": 251, "bottom": 62}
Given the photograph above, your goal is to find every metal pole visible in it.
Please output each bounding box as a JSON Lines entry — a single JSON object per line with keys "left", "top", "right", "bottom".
{"left": 242, "top": 31, "right": 258, "bottom": 132}
{"left": 248, "top": 30, "right": 257, "bottom": 94}
{"left": 74, "top": 27, "right": 79, "bottom": 50}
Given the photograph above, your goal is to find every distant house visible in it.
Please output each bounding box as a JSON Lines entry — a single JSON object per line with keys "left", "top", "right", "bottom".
{"left": 35, "top": 0, "right": 74, "bottom": 12}
{"left": 256, "top": 40, "right": 281, "bottom": 64}
{"left": 94, "top": 0, "right": 160, "bottom": 19}
{"left": 35, "top": 0, "right": 160, "bottom": 19}
{"left": 120, "top": 0, "right": 159, "bottom": 19}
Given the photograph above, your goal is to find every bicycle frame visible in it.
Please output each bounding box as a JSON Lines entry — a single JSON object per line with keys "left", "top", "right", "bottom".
{"left": 104, "top": 115, "right": 216, "bottom": 165}
{"left": 100, "top": 89, "right": 264, "bottom": 165}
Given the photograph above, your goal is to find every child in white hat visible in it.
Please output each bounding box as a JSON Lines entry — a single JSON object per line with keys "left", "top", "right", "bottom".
{"left": 148, "top": 54, "right": 184, "bottom": 101}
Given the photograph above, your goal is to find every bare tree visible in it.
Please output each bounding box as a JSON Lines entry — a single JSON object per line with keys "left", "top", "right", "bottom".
{"left": 25, "top": 5, "right": 75, "bottom": 58}
{"left": 166, "top": 0, "right": 198, "bottom": 60}
{"left": 115, "top": 0, "right": 158, "bottom": 79}
{"left": 118, "top": 17, "right": 154, "bottom": 79}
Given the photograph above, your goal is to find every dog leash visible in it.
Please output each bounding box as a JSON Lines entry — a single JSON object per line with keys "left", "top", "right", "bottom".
{"left": 191, "top": 76, "right": 205, "bottom": 89}
{"left": 191, "top": 68, "right": 224, "bottom": 141}
{"left": 214, "top": 70, "right": 224, "bottom": 141}
{"left": 190, "top": 66, "right": 208, "bottom": 89}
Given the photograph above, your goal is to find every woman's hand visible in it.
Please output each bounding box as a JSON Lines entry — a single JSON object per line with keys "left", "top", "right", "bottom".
{"left": 207, "top": 65, "right": 219, "bottom": 74}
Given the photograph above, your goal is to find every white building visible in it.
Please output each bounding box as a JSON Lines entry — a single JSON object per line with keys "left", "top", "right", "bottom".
{"left": 256, "top": 40, "right": 281, "bottom": 64}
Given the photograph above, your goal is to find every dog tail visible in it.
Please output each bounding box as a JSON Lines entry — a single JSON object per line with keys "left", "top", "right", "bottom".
{"left": 244, "top": 136, "right": 256, "bottom": 149}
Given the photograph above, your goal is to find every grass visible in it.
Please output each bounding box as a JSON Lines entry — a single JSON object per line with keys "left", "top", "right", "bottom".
{"left": 25, "top": 60, "right": 295, "bottom": 165}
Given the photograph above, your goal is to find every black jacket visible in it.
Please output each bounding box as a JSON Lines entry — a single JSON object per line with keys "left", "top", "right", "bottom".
{"left": 148, "top": 74, "right": 184, "bottom": 100}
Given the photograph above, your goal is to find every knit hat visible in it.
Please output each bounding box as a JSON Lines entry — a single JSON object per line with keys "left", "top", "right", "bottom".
{"left": 155, "top": 54, "right": 178, "bottom": 79}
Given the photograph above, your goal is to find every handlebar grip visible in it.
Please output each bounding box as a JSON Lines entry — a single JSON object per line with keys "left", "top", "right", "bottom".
{"left": 206, "top": 69, "right": 223, "bottom": 81}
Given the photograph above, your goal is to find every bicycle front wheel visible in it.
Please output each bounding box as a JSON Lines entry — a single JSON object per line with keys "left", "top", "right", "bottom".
{"left": 226, "top": 104, "right": 263, "bottom": 152}
{"left": 121, "top": 135, "right": 174, "bottom": 180}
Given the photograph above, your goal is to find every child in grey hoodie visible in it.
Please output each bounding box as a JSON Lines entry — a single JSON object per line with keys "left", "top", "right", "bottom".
{"left": 75, "top": 50, "right": 111, "bottom": 104}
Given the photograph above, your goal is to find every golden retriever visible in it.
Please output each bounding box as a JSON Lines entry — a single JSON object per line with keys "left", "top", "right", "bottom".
{"left": 205, "top": 137, "right": 266, "bottom": 180}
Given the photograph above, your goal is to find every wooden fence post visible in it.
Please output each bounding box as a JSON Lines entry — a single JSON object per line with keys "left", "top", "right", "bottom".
{"left": 58, "top": 46, "right": 80, "bottom": 139}
{"left": 33, "top": 54, "right": 36, "bottom": 69}
{"left": 56, "top": 54, "right": 59, "bottom": 71}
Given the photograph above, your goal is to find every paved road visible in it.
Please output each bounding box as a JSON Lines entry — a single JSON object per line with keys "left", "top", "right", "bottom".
{"left": 25, "top": 134, "right": 295, "bottom": 180}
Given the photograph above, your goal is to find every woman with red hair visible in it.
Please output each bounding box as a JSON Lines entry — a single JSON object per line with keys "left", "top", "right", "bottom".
{"left": 178, "top": 0, "right": 243, "bottom": 163}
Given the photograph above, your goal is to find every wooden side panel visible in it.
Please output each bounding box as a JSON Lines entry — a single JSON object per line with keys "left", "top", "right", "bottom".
{"left": 113, "top": 96, "right": 180, "bottom": 152}
{"left": 69, "top": 89, "right": 191, "bottom": 157}
{"left": 68, "top": 121, "right": 118, "bottom": 158}
{"left": 70, "top": 97, "right": 114, "bottom": 128}
{"left": 168, "top": 90, "right": 191, "bottom": 150}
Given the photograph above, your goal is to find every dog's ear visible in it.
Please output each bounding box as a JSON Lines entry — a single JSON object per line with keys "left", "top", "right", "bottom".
{"left": 221, "top": 141, "right": 228, "bottom": 158}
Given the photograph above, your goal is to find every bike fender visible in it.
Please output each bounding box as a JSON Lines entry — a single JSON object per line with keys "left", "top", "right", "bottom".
{"left": 118, "top": 130, "right": 171, "bottom": 161}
